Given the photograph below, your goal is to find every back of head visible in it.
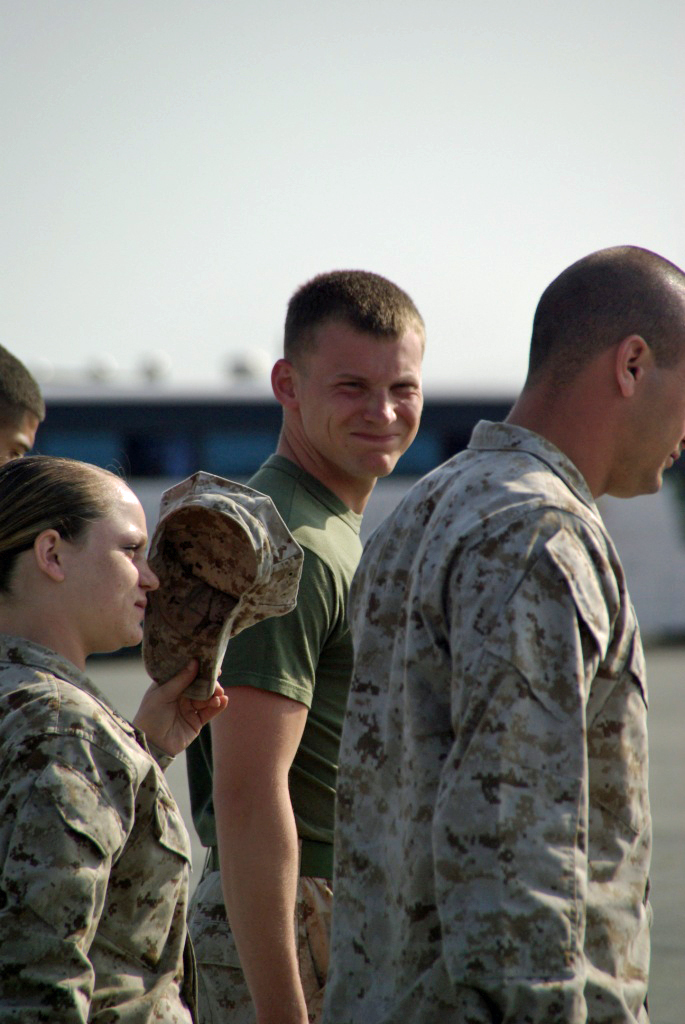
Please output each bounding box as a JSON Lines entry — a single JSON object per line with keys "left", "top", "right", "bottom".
{"left": 0, "top": 456, "right": 118, "bottom": 593}
{"left": 526, "top": 246, "right": 685, "bottom": 387}
{"left": 0, "top": 345, "right": 45, "bottom": 425}
{"left": 284, "top": 269, "right": 425, "bottom": 363}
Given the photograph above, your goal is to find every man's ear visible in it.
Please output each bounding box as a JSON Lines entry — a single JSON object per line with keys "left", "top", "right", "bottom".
{"left": 271, "top": 358, "right": 300, "bottom": 410}
{"left": 33, "top": 529, "right": 67, "bottom": 582}
{"left": 615, "top": 334, "right": 652, "bottom": 397}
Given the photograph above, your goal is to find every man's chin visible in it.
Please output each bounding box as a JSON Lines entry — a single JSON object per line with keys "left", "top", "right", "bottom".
{"left": 366, "top": 456, "right": 401, "bottom": 480}
{"left": 607, "top": 475, "right": 663, "bottom": 499}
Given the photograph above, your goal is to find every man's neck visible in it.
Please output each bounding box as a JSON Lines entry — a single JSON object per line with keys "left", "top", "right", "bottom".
{"left": 506, "top": 384, "right": 614, "bottom": 499}
{"left": 274, "top": 434, "right": 374, "bottom": 514}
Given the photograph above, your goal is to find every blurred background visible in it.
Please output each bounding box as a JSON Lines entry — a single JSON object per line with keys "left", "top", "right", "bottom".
{"left": 1, "top": 0, "right": 683, "bottom": 394}
{"left": 3, "top": 3, "right": 684, "bottom": 1020}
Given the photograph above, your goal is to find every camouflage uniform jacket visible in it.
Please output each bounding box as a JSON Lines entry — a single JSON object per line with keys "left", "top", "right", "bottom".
{"left": 324, "top": 421, "right": 651, "bottom": 1024}
{"left": 0, "top": 637, "right": 196, "bottom": 1024}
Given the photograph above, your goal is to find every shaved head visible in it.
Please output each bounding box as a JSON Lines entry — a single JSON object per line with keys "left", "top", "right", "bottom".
{"left": 526, "top": 245, "right": 685, "bottom": 387}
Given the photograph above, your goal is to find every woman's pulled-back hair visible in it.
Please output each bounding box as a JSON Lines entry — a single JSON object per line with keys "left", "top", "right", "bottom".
{"left": 0, "top": 456, "right": 120, "bottom": 593}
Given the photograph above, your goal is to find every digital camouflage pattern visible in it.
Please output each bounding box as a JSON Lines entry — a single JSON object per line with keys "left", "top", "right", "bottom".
{"left": 189, "top": 863, "right": 332, "bottom": 1024}
{"left": 0, "top": 637, "right": 196, "bottom": 1023}
{"left": 324, "top": 421, "right": 651, "bottom": 1024}
{"left": 143, "top": 471, "right": 303, "bottom": 700}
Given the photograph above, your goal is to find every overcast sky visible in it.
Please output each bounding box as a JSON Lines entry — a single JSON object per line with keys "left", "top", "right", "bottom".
{"left": 1, "top": 0, "right": 683, "bottom": 395}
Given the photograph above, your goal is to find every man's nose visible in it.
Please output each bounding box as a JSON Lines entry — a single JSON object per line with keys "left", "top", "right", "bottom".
{"left": 364, "top": 391, "right": 395, "bottom": 422}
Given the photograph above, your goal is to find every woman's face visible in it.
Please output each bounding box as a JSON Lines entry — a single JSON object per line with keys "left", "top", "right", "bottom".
{"left": 63, "top": 478, "right": 159, "bottom": 658}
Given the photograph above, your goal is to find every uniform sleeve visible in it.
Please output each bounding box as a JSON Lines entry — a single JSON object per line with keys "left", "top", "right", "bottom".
{"left": 433, "top": 527, "right": 609, "bottom": 1022}
{"left": 220, "top": 546, "right": 338, "bottom": 708}
{"left": 0, "top": 752, "right": 126, "bottom": 1022}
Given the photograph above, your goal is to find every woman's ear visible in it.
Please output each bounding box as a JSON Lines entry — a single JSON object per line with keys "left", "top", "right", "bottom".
{"left": 271, "top": 358, "right": 300, "bottom": 410}
{"left": 33, "top": 529, "right": 67, "bottom": 582}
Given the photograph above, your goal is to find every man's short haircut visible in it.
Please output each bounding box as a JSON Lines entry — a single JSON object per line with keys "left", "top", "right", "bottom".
{"left": 0, "top": 345, "right": 45, "bottom": 425}
{"left": 526, "top": 246, "right": 685, "bottom": 386}
{"left": 284, "top": 270, "right": 425, "bottom": 363}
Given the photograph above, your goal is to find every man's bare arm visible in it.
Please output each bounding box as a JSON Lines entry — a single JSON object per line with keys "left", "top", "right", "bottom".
{"left": 211, "top": 685, "right": 309, "bottom": 1024}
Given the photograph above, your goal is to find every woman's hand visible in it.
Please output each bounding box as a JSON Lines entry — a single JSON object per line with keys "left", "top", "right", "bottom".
{"left": 133, "top": 659, "right": 229, "bottom": 756}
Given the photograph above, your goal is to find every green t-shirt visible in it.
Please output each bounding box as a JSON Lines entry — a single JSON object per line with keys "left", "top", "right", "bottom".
{"left": 186, "top": 455, "right": 363, "bottom": 879}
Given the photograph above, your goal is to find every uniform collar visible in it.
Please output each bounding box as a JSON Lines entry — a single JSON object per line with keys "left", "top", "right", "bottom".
{"left": 468, "top": 420, "right": 596, "bottom": 510}
{"left": 0, "top": 634, "right": 129, "bottom": 724}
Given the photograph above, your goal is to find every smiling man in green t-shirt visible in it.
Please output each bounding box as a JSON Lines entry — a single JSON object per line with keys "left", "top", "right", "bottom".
{"left": 186, "top": 269, "right": 425, "bottom": 1024}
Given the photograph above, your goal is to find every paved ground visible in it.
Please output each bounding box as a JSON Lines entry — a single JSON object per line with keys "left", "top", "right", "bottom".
{"left": 91, "top": 642, "right": 685, "bottom": 1024}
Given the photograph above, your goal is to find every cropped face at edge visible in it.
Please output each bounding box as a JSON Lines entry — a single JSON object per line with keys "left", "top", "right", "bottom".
{"left": 610, "top": 328, "right": 685, "bottom": 498}
{"left": 634, "top": 352, "right": 685, "bottom": 493}
{"left": 0, "top": 410, "right": 40, "bottom": 466}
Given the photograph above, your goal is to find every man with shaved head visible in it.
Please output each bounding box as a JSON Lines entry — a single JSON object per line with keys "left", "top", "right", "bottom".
{"left": 324, "top": 246, "right": 685, "bottom": 1023}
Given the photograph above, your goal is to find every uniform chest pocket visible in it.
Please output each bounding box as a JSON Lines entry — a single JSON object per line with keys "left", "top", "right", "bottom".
{"left": 99, "top": 778, "right": 192, "bottom": 969}
{"left": 153, "top": 791, "right": 192, "bottom": 859}
{"left": 3, "top": 761, "right": 125, "bottom": 937}
{"left": 587, "top": 645, "right": 649, "bottom": 845}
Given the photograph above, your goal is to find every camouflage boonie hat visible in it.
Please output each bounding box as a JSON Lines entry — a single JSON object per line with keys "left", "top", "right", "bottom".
{"left": 143, "top": 471, "right": 303, "bottom": 700}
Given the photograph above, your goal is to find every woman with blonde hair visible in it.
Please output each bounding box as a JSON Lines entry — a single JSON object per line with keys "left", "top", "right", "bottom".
{"left": 0, "top": 455, "right": 228, "bottom": 1023}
